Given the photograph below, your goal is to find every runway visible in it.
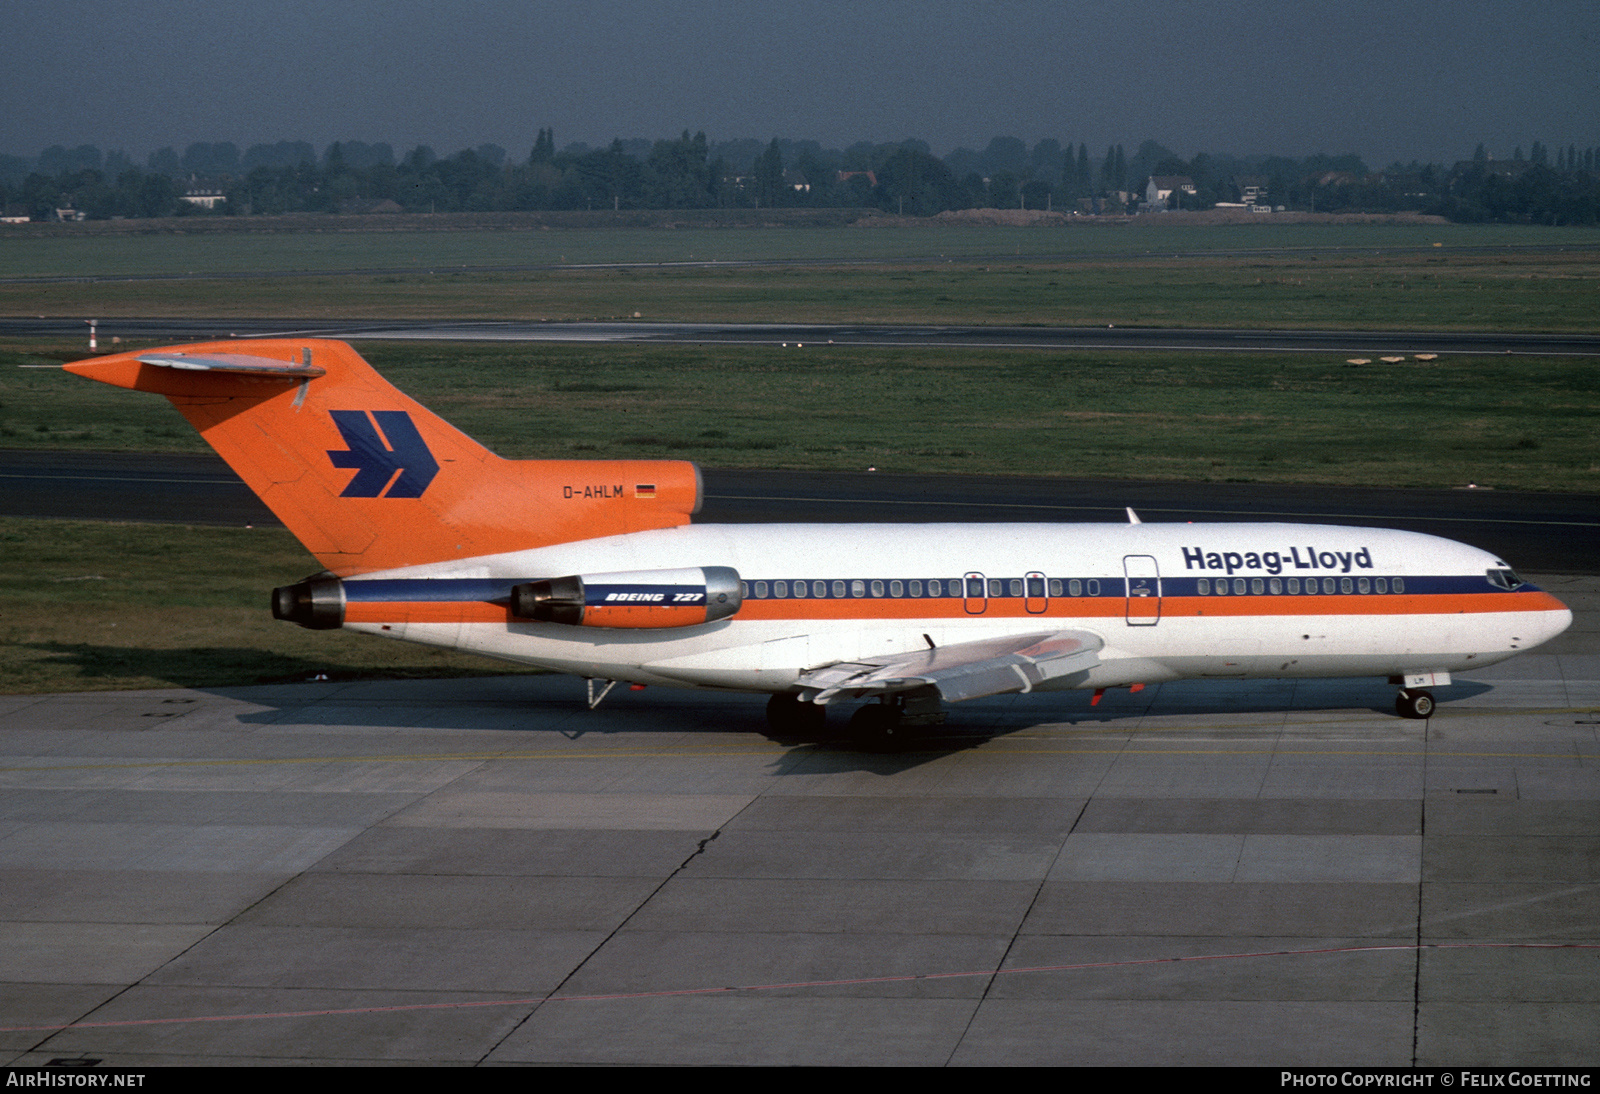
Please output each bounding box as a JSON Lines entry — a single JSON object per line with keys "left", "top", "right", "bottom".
{"left": 2, "top": 450, "right": 1595, "bottom": 573}
{"left": 5, "top": 316, "right": 1600, "bottom": 356}
{"left": 1, "top": 600, "right": 1595, "bottom": 1065}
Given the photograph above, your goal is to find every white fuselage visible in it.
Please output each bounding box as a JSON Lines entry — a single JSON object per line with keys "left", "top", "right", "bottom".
{"left": 337, "top": 522, "right": 1572, "bottom": 697}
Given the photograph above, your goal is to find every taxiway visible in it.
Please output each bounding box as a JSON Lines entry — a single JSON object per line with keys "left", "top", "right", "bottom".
{"left": 1, "top": 577, "right": 1594, "bottom": 1065}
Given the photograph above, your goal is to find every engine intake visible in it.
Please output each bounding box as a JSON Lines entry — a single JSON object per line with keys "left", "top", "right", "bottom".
{"left": 510, "top": 566, "right": 741, "bottom": 629}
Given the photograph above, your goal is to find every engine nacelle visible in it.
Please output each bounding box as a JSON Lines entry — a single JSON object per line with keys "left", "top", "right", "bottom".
{"left": 271, "top": 573, "right": 345, "bottom": 630}
{"left": 510, "top": 566, "right": 741, "bottom": 628}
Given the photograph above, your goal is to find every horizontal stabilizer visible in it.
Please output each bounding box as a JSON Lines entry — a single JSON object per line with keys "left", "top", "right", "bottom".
{"left": 797, "top": 629, "right": 1103, "bottom": 705}
{"left": 136, "top": 352, "right": 326, "bottom": 378}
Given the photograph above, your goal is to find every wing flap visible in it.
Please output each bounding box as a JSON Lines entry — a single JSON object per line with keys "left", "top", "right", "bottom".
{"left": 797, "top": 630, "right": 1102, "bottom": 705}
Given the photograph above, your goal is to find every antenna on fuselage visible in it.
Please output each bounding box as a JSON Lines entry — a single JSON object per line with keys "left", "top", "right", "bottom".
{"left": 1126, "top": 507, "right": 1142, "bottom": 524}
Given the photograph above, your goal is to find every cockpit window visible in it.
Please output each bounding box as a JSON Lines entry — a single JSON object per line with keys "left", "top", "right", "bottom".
{"left": 1486, "top": 568, "right": 1524, "bottom": 591}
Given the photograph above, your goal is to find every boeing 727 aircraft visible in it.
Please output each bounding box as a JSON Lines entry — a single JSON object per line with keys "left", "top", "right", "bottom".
{"left": 64, "top": 339, "right": 1571, "bottom": 738}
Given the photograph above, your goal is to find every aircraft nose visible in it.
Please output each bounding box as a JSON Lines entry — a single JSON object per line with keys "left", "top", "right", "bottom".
{"left": 1523, "top": 593, "right": 1572, "bottom": 651}
{"left": 1542, "top": 605, "right": 1574, "bottom": 646}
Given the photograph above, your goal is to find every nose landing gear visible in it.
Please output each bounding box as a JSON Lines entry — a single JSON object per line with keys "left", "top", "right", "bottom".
{"left": 1395, "top": 688, "right": 1435, "bottom": 719}
{"left": 1391, "top": 672, "right": 1449, "bottom": 720}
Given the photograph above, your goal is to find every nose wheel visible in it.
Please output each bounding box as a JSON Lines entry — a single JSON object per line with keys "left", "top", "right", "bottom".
{"left": 1395, "top": 688, "right": 1435, "bottom": 719}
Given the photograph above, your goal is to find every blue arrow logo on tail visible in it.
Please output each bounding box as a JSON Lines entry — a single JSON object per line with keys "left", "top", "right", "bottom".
{"left": 327, "top": 410, "right": 440, "bottom": 498}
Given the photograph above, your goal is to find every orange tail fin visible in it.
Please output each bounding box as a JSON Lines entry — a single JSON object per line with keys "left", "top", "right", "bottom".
{"left": 64, "top": 339, "right": 700, "bottom": 575}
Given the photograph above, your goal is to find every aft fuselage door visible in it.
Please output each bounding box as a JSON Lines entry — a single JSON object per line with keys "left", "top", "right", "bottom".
{"left": 963, "top": 572, "right": 988, "bottom": 615}
{"left": 1123, "top": 554, "right": 1161, "bottom": 625}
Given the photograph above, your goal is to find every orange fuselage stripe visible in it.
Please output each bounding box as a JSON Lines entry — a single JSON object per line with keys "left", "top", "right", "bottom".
{"left": 342, "top": 590, "right": 1562, "bottom": 627}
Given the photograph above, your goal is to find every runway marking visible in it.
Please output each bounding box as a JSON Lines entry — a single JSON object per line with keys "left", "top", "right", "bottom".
{"left": 1418, "top": 885, "right": 1595, "bottom": 930}
{"left": 5, "top": 941, "right": 1595, "bottom": 1034}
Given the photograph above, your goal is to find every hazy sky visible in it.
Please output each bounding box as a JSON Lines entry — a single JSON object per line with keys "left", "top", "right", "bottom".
{"left": 6, "top": 0, "right": 1595, "bottom": 166}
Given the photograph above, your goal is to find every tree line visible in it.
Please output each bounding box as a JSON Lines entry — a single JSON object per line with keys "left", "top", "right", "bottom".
{"left": 3, "top": 132, "right": 1598, "bottom": 224}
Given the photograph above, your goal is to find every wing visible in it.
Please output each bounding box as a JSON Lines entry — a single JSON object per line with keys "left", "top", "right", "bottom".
{"left": 795, "top": 630, "right": 1102, "bottom": 705}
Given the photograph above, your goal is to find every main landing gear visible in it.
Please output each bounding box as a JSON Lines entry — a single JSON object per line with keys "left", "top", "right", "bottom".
{"left": 848, "top": 691, "right": 946, "bottom": 750}
{"left": 765, "top": 689, "right": 946, "bottom": 750}
{"left": 1395, "top": 688, "right": 1435, "bottom": 719}
{"left": 766, "top": 692, "right": 826, "bottom": 735}
{"left": 848, "top": 702, "right": 901, "bottom": 746}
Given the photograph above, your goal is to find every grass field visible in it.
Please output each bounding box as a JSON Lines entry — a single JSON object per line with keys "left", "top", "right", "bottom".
{"left": 4, "top": 220, "right": 1590, "bottom": 278}
{"left": 6, "top": 338, "right": 1596, "bottom": 492}
{"left": 0, "top": 518, "right": 536, "bottom": 694}
{"left": 3, "top": 221, "right": 1597, "bottom": 330}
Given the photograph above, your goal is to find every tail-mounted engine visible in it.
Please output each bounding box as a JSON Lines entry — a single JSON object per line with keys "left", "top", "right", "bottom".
{"left": 271, "top": 573, "right": 345, "bottom": 630}
{"left": 510, "top": 566, "right": 741, "bottom": 628}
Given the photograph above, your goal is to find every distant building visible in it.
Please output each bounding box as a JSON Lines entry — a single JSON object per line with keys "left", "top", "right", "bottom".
{"left": 1145, "top": 175, "right": 1195, "bottom": 210}
{"left": 0, "top": 205, "right": 28, "bottom": 224}
{"left": 1234, "top": 175, "right": 1269, "bottom": 207}
{"left": 180, "top": 188, "right": 226, "bottom": 210}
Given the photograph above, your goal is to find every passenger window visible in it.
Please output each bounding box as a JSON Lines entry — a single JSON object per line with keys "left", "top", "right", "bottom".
{"left": 1393, "top": 577, "right": 1405, "bottom": 593}
{"left": 1251, "top": 578, "right": 1264, "bottom": 595}
{"left": 889, "top": 580, "right": 902, "bottom": 597}
{"left": 1087, "top": 579, "right": 1100, "bottom": 596}
{"left": 1049, "top": 578, "right": 1063, "bottom": 596}
{"left": 1340, "top": 577, "right": 1353, "bottom": 594}
{"left": 774, "top": 580, "right": 787, "bottom": 597}
{"left": 1269, "top": 578, "right": 1282, "bottom": 594}
{"left": 754, "top": 581, "right": 768, "bottom": 598}
{"left": 1287, "top": 578, "right": 1300, "bottom": 594}
{"left": 1198, "top": 578, "right": 1210, "bottom": 595}
{"left": 1233, "top": 578, "right": 1246, "bottom": 595}
{"left": 1357, "top": 578, "right": 1370, "bottom": 594}
{"left": 1028, "top": 576, "right": 1045, "bottom": 597}
{"left": 793, "top": 581, "right": 806, "bottom": 598}
{"left": 1322, "top": 578, "right": 1335, "bottom": 594}
{"left": 1009, "top": 579, "right": 1023, "bottom": 597}
{"left": 853, "top": 580, "right": 867, "bottom": 598}
{"left": 909, "top": 580, "right": 923, "bottom": 597}
{"left": 1069, "top": 579, "right": 1082, "bottom": 596}
{"left": 1376, "top": 578, "right": 1387, "bottom": 593}
{"left": 987, "top": 579, "right": 1002, "bottom": 597}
